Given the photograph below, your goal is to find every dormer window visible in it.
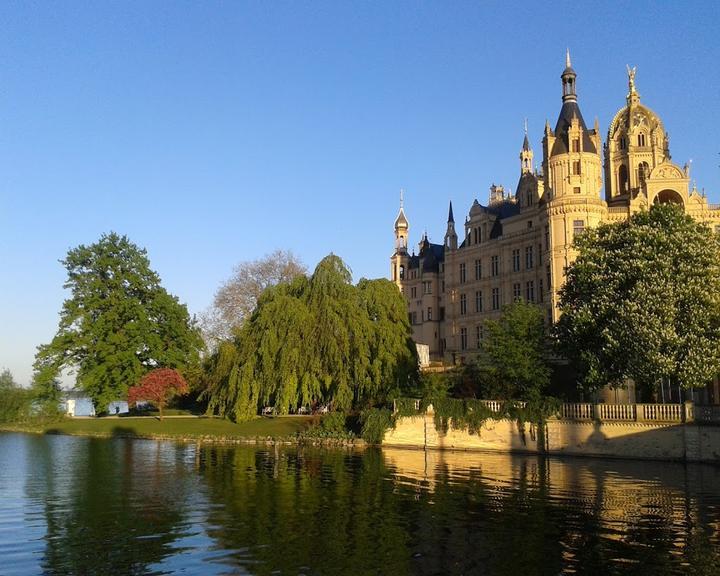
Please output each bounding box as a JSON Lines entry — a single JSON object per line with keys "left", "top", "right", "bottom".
{"left": 572, "top": 138, "right": 580, "bottom": 152}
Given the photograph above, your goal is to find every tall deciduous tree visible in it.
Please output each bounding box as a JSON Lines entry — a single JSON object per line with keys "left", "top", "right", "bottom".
{"left": 34, "top": 233, "right": 203, "bottom": 411}
{"left": 555, "top": 204, "right": 720, "bottom": 395}
{"left": 200, "top": 250, "right": 306, "bottom": 345}
{"left": 473, "top": 301, "right": 550, "bottom": 401}
{"left": 204, "top": 255, "right": 417, "bottom": 421}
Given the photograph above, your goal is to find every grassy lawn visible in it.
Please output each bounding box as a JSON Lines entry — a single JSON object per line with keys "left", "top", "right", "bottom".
{"left": 4, "top": 415, "right": 314, "bottom": 440}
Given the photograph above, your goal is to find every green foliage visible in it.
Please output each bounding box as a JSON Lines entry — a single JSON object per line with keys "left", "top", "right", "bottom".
{"left": 360, "top": 408, "right": 394, "bottom": 444}
{"left": 473, "top": 301, "right": 550, "bottom": 400}
{"left": 428, "top": 398, "right": 495, "bottom": 434}
{"left": 34, "top": 233, "right": 204, "bottom": 411}
{"left": 556, "top": 204, "right": 720, "bottom": 394}
{"left": 205, "top": 255, "right": 419, "bottom": 421}
{"left": 0, "top": 369, "right": 31, "bottom": 422}
{"left": 320, "top": 411, "right": 347, "bottom": 434}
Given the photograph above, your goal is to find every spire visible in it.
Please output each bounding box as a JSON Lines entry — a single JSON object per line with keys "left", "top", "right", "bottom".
{"left": 520, "top": 121, "right": 533, "bottom": 174}
{"left": 561, "top": 50, "right": 577, "bottom": 103}
{"left": 444, "top": 201, "right": 457, "bottom": 250}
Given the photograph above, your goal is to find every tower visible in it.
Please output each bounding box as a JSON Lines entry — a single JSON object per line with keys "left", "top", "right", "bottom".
{"left": 391, "top": 191, "right": 410, "bottom": 287}
{"left": 542, "top": 51, "right": 606, "bottom": 321}
{"left": 542, "top": 50, "right": 603, "bottom": 200}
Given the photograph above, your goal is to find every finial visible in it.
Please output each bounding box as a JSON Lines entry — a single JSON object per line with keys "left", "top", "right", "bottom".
{"left": 524, "top": 118, "right": 528, "bottom": 135}
{"left": 627, "top": 64, "right": 637, "bottom": 94}
{"left": 566, "top": 48, "right": 571, "bottom": 68}
{"left": 400, "top": 188, "right": 404, "bottom": 209}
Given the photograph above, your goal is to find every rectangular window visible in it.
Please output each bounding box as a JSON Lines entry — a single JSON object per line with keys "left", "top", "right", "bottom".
{"left": 525, "top": 246, "right": 534, "bottom": 269}
{"left": 427, "top": 307, "right": 432, "bottom": 321}
{"left": 460, "top": 293, "right": 467, "bottom": 315}
{"left": 573, "top": 219, "right": 585, "bottom": 239}
{"left": 492, "top": 287, "right": 500, "bottom": 310}
{"left": 491, "top": 255, "right": 499, "bottom": 277}
{"left": 459, "top": 263, "right": 466, "bottom": 284}
{"left": 539, "top": 278, "right": 544, "bottom": 303}
{"left": 573, "top": 161, "right": 581, "bottom": 175}
{"left": 527, "top": 220, "right": 533, "bottom": 229}
{"left": 441, "top": 280, "right": 445, "bottom": 293}
{"left": 512, "top": 249, "right": 520, "bottom": 272}
{"left": 526, "top": 280, "right": 535, "bottom": 303}
{"left": 544, "top": 224, "right": 550, "bottom": 250}
{"left": 460, "top": 327, "right": 467, "bottom": 351}
{"left": 411, "top": 287, "right": 417, "bottom": 298}
{"left": 412, "top": 312, "right": 417, "bottom": 324}
{"left": 476, "top": 325, "right": 483, "bottom": 348}
{"left": 572, "top": 138, "right": 580, "bottom": 153}
{"left": 538, "top": 243, "right": 542, "bottom": 265}
{"left": 474, "top": 259, "right": 482, "bottom": 280}
{"left": 573, "top": 186, "right": 581, "bottom": 194}
{"left": 513, "top": 283, "right": 521, "bottom": 301}
{"left": 475, "top": 290, "right": 483, "bottom": 313}
{"left": 439, "top": 307, "right": 445, "bottom": 321}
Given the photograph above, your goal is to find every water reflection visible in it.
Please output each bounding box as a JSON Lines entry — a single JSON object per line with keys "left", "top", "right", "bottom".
{"left": 1, "top": 432, "right": 719, "bottom": 575}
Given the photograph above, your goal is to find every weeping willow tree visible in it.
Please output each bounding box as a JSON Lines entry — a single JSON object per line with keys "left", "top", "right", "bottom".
{"left": 204, "top": 255, "right": 418, "bottom": 421}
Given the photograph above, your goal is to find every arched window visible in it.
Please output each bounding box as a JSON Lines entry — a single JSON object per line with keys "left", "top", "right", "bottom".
{"left": 618, "top": 164, "right": 628, "bottom": 194}
{"left": 638, "top": 162, "right": 650, "bottom": 185}
{"left": 653, "top": 189, "right": 683, "bottom": 206}
{"left": 619, "top": 136, "right": 627, "bottom": 150}
{"left": 638, "top": 133, "right": 646, "bottom": 147}
{"left": 399, "top": 265, "right": 405, "bottom": 279}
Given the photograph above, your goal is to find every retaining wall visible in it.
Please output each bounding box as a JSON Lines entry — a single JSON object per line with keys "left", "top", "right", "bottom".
{"left": 383, "top": 414, "right": 720, "bottom": 463}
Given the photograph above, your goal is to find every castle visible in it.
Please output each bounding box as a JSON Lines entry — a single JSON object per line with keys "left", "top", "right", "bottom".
{"left": 391, "top": 53, "right": 720, "bottom": 365}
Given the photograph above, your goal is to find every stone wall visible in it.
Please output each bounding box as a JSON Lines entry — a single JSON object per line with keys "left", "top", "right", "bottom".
{"left": 383, "top": 414, "right": 720, "bottom": 463}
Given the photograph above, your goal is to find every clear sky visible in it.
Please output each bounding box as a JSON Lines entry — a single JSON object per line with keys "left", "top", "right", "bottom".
{"left": 1, "top": 1, "right": 719, "bottom": 386}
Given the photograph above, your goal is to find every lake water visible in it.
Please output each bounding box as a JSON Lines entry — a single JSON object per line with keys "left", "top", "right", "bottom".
{"left": 1, "top": 432, "right": 719, "bottom": 575}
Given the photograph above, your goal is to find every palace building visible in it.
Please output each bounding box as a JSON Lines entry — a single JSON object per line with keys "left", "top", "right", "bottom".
{"left": 391, "top": 53, "right": 720, "bottom": 366}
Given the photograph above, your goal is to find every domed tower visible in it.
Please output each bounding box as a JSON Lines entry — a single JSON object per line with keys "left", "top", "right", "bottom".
{"left": 542, "top": 50, "right": 603, "bottom": 200}
{"left": 605, "top": 66, "right": 689, "bottom": 210}
{"left": 391, "top": 191, "right": 410, "bottom": 287}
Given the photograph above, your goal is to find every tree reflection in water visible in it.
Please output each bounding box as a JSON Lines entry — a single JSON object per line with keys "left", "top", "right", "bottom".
{"left": 7, "top": 434, "right": 720, "bottom": 576}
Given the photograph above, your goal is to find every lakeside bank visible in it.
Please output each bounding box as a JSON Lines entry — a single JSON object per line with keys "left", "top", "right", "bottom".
{"left": 0, "top": 415, "right": 363, "bottom": 447}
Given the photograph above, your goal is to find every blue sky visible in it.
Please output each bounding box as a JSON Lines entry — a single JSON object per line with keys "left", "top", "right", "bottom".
{"left": 1, "top": 1, "right": 719, "bottom": 386}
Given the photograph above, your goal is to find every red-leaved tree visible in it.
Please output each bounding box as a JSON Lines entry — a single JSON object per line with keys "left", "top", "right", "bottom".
{"left": 128, "top": 368, "right": 189, "bottom": 420}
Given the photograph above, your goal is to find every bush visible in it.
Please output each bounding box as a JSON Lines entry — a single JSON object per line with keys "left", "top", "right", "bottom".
{"left": 360, "top": 408, "right": 393, "bottom": 444}
{"left": 320, "top": 411, "right": 347, "bottom": 434}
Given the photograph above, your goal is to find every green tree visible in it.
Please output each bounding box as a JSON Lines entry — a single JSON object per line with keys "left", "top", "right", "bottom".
{"left": 204, "top": 254, "right": 417, "bottom": 421}
{"left": 474, "top": 301, "right": 550, "bottom": 401}
{"left": 0, "top": 368, "right": 32, "bottom": 422}
{"left": 555, "top": 204, "right": 720, "bottom": 395}
{"left": 34, "top": 233, "right": 203, "bottom": 411}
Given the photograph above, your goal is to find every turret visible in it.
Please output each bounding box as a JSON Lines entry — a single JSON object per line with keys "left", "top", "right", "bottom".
{"left": 444, "top": 201, "right": 458, "bottom": 250}
{"left": 394, "top": 190, "right": 409, "bottom": 253}
{"left": 542, "top": 50, "right": 603, "bottom": 200}
{"left": 520, "top": 119, "right": 533, "bottom": 174}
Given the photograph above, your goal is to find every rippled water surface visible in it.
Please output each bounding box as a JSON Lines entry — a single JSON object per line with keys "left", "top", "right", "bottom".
{"left": 1, "top": 432, "right": 719, "bottom": 575}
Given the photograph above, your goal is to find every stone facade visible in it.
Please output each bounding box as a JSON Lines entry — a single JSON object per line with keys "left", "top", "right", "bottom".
{"left": 390, "top": 54, "right": 720, "bottom": 365}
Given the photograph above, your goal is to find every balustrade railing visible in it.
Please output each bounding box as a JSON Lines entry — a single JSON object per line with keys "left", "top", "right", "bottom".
{"left": 395, "top": 398, "right": 718, "bottom": 424}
